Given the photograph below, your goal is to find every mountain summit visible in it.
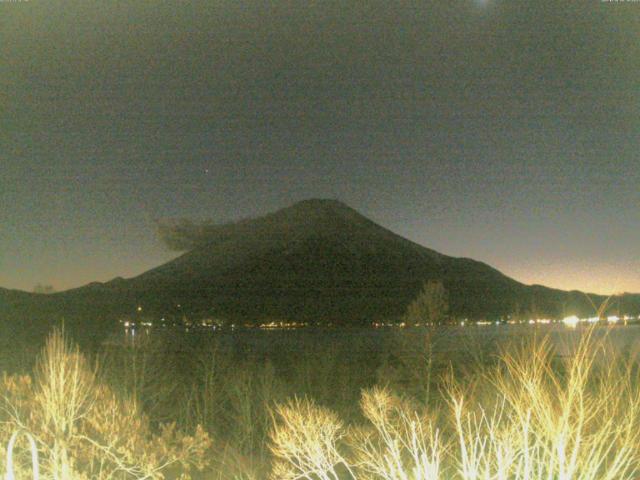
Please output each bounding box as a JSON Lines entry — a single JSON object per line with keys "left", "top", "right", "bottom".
{"left": 2, "top": 199, "right": 638, "bottom": 327}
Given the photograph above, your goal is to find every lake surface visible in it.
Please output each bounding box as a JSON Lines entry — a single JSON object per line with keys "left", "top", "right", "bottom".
{"left": 118, "top": 322, "right": 640, "bottom": 358}
{"left": 5, "top": 322, "right": 639, "bottom": 376}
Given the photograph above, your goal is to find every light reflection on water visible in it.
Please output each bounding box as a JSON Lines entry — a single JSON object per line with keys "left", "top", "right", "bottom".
{"left": 120, "top": 323, "right": 640, "bottom": 359}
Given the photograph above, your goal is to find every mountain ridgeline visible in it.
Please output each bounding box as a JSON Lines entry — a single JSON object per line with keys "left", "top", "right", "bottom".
{"left": 2, "top": 200, "right": 639, "bottom": 333}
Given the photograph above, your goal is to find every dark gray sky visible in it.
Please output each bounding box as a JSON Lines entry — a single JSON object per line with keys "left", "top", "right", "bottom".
{"left": 1, "top": 0, "right": 638, "bottom": 294}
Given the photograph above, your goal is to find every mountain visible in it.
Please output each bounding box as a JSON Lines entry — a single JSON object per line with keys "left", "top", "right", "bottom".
{"left": 2, "top": 199, "right": 639, "bottom": 329}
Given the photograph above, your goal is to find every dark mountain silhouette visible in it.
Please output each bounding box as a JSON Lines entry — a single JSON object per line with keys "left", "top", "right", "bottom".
{"left": 2, "top": 199, "right": 639, "bottom": 331}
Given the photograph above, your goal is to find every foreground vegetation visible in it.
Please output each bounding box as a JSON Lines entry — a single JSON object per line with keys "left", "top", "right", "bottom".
{"left": 1, "top": 326, "right": 640, "bottom": 479}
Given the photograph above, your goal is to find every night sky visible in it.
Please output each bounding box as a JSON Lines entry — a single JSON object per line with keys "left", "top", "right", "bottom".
{"left": 1, "top": 0, "right": 638, "bottom": 295}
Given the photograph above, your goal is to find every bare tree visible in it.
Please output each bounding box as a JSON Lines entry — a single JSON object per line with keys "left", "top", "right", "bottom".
{"left": 403, "top": 280, "right": 449, "bottom": 325}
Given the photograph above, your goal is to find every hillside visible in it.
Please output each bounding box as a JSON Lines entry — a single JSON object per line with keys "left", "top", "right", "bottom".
{"left": 2, "top": 199, "right": 639, "bottom": 327}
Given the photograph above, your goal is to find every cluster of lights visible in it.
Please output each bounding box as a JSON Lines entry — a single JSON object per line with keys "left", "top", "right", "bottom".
{"left": 562, "top": 315, "right": 580, "bottom": 327}
{"left": 372, "top": 322, "right": 438, "bottom": 328}
{"left": 259, "top": 321, "right": 307, "bottom": 329}
{"left": 123, "top": 320, "right": 153, "bottom": 328}
{"left": 460, "top": 316, "right": 638, "bottom": 328}
{"left": 120, "top": 302, "right": 640, "bottom": 332}
{"left": 561, "top": 314, "right": 633, "bottom": 327}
